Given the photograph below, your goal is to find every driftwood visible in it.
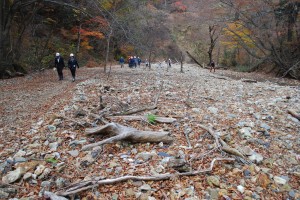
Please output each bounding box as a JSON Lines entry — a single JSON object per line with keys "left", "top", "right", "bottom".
{"left": 55, "top": 157, "right": 234, "bottom": 196}
{"left": 198, "top": 125, "right": 245, "bottom": 158}
{"left": 82, "top": 122, "right": 173, "bottom": 151}
{"left": 108, "top": 115, "right": 176, "bottom": 123}
{"left": 242, "top": 79, "right": 257, "bottom": 83}
{"left": 288, "top": 109, "right": 300, "bottom": 120}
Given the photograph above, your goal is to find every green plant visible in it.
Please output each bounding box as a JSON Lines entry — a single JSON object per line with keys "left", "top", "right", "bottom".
{"left": 146, "top": 114, "right": 157, "bottom": 124}
{"left": 46, "top": 157, "right": 58, "bottom": 164}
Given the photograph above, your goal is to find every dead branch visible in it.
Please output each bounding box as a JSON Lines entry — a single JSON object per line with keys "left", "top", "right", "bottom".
{"left": 198, "top": 124, "right": 220, "bottom": 148}
{"left": 82, "top": 123, "right": 173, "bottom": 151}
{"left": 288, "top": 109, "right": 300, "bottom": 120}
{"left": 198, "top": 125, "right": 245, "bottom": 158}
{"left": 108, "top": 115, "right": 176, "bottom": 123}
{"left": 55, "top": 157, "right": 234, "bottom": 196}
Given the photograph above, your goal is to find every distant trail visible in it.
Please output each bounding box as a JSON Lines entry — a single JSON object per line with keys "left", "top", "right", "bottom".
{"left": 0, "top": 67, "right": 102, "bottom": 130}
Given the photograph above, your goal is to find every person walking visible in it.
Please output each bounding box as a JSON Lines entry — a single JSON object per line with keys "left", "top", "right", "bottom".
{"left": 54, "top": 52, "right": 65, "bottom": 80}
{"left": 119, "top": 57, "right": 125, "bottom": 68}
{"left": 167, "top": 58, "right": 172, "bottom": 68}
{"left": 68, "top": 53, "right": 79, "bottom": 82}
{"left": 210, "top": 60, "right": 215, "bottom": 72}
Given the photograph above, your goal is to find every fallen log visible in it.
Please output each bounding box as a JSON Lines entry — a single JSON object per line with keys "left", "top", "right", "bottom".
{"left": 108, "top": 115, "right": 176, "bottom": 123}
{"left": 186, "top": 51, "right": 204, "bottom": 68}
{"left": 82, "top": 122, "right": 174, "bottom": 151}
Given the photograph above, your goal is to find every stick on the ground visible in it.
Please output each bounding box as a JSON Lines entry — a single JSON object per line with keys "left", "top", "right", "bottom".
{"left": 288, "top": 109, "right": 300, "bottom": 120}
{"left": 108, "top": 115, "right": 176, "bottom": 123}
{"left": 55, "top": 157, "right": 234, "bottom": 196}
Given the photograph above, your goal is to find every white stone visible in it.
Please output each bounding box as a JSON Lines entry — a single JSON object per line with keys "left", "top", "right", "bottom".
{"left": 237, "top": 185, "right": 245, "bottom": 193}
{"left": 274, "top": 176, "right": 287, "bottom": 185}
{"left": 2, "top": 167, "right": 25, "bottom": 184}
{"left": 34, "top": 165, "right": 46, "bottom": 176}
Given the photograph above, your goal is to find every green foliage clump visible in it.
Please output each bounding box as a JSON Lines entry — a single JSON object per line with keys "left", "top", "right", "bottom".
{"left": 46, "top": 157, "right": 58, "bottom": 164}
{"left": 147, "top": 114, "right": 157, "bottom": 124}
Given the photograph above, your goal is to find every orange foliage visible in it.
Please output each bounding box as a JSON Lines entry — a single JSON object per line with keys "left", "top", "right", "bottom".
{"left": 120, "top": 44, "right": 135, "bottom": 56}
{"left": 174, "top": 1, "right": 187, "bottom": 12}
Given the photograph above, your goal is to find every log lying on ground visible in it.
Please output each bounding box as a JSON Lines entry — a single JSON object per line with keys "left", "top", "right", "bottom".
{"left": 82, "top": 122, "right": 174, "bottom": 151}
{"left": 108, "top": 115, "right": 176, "bottom": 123}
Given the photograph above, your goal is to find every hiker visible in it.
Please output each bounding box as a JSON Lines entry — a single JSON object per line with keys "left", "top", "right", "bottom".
{"left": 210, "top": 60, "right": 215, "bottom": 72}
{"left": 145, "top": 59, "right": 149, "bottom": 67}
{"left": 119, "top": 57, "right": 125, "bottom": 68}
{"left": 167, "top": 58, "right": 172, "bottom": 68}
{"left": 137, "top": 57, "right": 141, "bottom": 66}
{"left": 133, "top": 56, "right": 138, "bottom": 68}
{"left": 68, "top": 53, "right": 79, "bottom": 82}
{"left": 54, "top": 52, "right": 65, "bottom": 81}
{"left": 129, "top": 56, "right": 135, "bottom": 68}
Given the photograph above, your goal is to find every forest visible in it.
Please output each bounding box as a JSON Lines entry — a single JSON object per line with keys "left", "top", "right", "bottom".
{"left": 0, "top": 0, "right": 300, "bottom": 200}
{"left": 0, "top": 0, "right": 299, "bottom": 79}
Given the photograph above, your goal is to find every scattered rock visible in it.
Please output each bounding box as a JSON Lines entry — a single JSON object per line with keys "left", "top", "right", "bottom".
{"left": 207, "top": 176, "right": 220, "bottom": 187}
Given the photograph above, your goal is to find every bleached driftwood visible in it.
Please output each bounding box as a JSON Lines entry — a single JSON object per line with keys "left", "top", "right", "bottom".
{"left": 55, "top": 157, "right": 234, "bottom": 196}
{"left": 82, "top": 122, "right": 173, "bottom": 151}
{"left": 288, "top": 109, "right": 300, "bottom": 120}
{"left": 108, "top": 115, "right": 176, "bottom": 123}
{"left": 198, "top": 124, "right": 244, "bottom": 158}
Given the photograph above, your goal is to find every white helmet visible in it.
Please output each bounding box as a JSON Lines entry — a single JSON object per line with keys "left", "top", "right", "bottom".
{"left": 56, "top": 52, "right": 60, "bottom": 56}
{"left": 70, "top": 53, "right": 74, "bottom": 57}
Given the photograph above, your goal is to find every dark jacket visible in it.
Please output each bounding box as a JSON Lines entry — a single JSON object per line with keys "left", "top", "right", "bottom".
{"left": 55, "top": 56, "right": 65, "bottom": 69}
{"left": 68, "top": 57, "right": 79, "bottom": 69}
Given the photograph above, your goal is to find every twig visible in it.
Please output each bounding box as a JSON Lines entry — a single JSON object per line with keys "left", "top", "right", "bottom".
{"left": 198, "top": 124, "right": 220, "bottom": 148}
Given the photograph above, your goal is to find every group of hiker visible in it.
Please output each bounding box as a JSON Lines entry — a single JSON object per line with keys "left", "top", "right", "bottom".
{"left": 54, "top": 52, "right": 216, "bottom": 82}
{"left": 119, "top": 56, "right": 142, "bottom": 68}
{"left": 54, "top": 53, "right": 79, "bottom": 82}
{"left": 119, "top": 57, "right": 173, "bottom": 69}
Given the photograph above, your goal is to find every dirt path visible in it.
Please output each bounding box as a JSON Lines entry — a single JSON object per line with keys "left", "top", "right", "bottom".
{"left": 0, "top": 67, "right": 101, "bottom": 130}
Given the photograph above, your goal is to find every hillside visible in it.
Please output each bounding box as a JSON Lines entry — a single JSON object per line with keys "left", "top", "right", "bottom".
{"left": 0, "top": 64, "right": 299, "bottom": 199}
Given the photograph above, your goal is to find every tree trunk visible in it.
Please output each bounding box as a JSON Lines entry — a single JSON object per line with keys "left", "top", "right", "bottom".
{"left": 76, "top": 21, "right": 82, "bottom": 55}
{"left": 180, "top": 51, "right": 184, "bottom": 73}
{"left": 148, "top": 51, "right": 152, "bottom": 69}
{"left": 104, "top": 30, "right": 112, "bottom": 73}
{"left": 0, "top": 0, "right": 13, "bottom": 65}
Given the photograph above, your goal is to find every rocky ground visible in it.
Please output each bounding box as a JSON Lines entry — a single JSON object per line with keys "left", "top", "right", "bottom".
{"left": 0, "top": 64, "right": 299, "bottom": 200}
